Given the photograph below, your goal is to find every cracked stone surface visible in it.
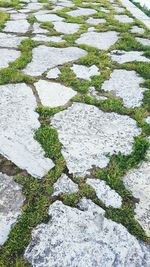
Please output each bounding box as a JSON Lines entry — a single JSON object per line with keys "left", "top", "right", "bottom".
{"left": 131, "top": 26, "right": 145, "bottom": 34}
{"left": 114, "top": 14, "right": 134, "bottom": 23}
{"left": 86, "top": 17, "right": 106, "bottom": 25}
{"left": 24, "top": 45, "right": 87, "bottom": 76}
{"left": 52, "top": 173, "right": 78, "bottom": 196}
{"left": 71, "top": 64, "right": 100, "bottom": 80}
{"left": 0, "top": 172, "right": 25, "bottom": 245}
{"left": 24, "top": 200, "right": 150, "bottom": 267}
{"left": 53, "top": 21, "right": 80, "bottom": 34}
{"left": 76, "top": 31, "right": 119, "bottom": 50}
{"left": 35, "top": 80, "right": 77, "bottom": 107}
{"left": 86, "top": 178, "right": 122, "bottom": 208}
{"left": 67, "top": 7, "right": 96, "bottom": 16}
{"left": 109, "top": 50, "right": 150, "bottom": 63}
{"left": 47, "top": 67, "right": 61, "bottom": 79}
{"left": 102, "top": 69, "right": 145, "bottom": 108}
{"left": 4, "top": 19, "right": 30, "bottom": 33}
{"left": 0, "top": 33, "right": 26, "bottom": 48}
{"left": 51, "top": 103, "right": 141, "bottom": 176}
{"left": 136, "top": 37, "right": 150, "bottom": 46}
{"left": 0, "top": 83, "right": 54, "bottom": 178}
{"left": 124, "top": 146, "right": 150, "bottom": 236}
{"left": 0, "top": 48, "right": 20, "bottom": 68}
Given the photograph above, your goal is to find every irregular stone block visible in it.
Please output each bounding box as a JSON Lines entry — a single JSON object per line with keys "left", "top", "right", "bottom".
{"left": 52, "top": 173, "right": 78, "bottom": 196}
{"left": 4, "top": 19, "right": 30, "bottom": 33}
{"left": 114, "top": 14, "right": 134, "bottom": 23}
{"left": 67, "top": 7, "right": 96, "bottom": 17}
{"left": 71, "top": 64, "right": 100, "bottom": 80}
{"left": 0, "top": 48, "right": 20, "bottom": 68}
{"left": 136, "top": 37, "right": 150, "bottom": 46}
{"left": 53, "top": 21, "right": 80, "bottom": 34}
{"left": 47, "top": 67, "right": 61, "bottom": 79}
{"left": 86, "top": 17, "right": 106, "bottom": 25}
{"left": 109, "top": 50, "right": 150, "bottom": 63}
{"left": 0, "top": 33, "right": 26, "bottom": 48}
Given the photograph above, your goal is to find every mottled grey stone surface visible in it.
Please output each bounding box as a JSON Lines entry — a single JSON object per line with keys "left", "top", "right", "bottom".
{"left": 24, "top": 200, "right": 150, "bottom": 267}
{"left": 35, "top": 80, "right": 77, "bottom": 107}
{"left": 32, "top": 34, "right": 64, "bottom": 42}
{"left": 51, "top": 103, "right": 141, "bottom": 176}
{"left": 86, "top": 17, "right": 106, "bottom": 25}
{"left": 0, "top": 48, "right": 20, "bottom": 68}
{"left": 109, "top": 50, "right": 150, "bottom": 63}
{"left": 67, "top": 7, "right": 96, "bottom": 16}
{"left": 114, "top": 14, "right": 134, "bottom": 23}
{"left": 52, "top": 173, "right": 78, "bottom": 196}
{"left": 86, "top": 178, "right": 122, "bottom": 208}
{"left": 4, "top": 19, "right": 30, "bottom": 33}
{"left": 33, "top": 23, "right": 49, "bottom": 34}
{"left": 76, "top": 31, "right": 119, "bottom": 50}
{"left": 53, "top": 21, "right": 80, "bottom": 34}
{"left": 136, "top": 37, "right": 150, "bottom": 46}
{"left": 131, "top": 26, "right": 145, "bottom": 34}
{"left": 71, "top": 64, "right": 100, "bottom": 80}
{"left": 0, "top": 33, "right": 26, "bottom": 48}
{"left": 0, "top": 173, "right": 25, "bottom": 245}
{"left": 102, "top": 69, "right": 145, "bottom": 108}
{"left": 0, "top": 83, "right": 54, "bottom": 178}
{"left": 124, "top": 146, "right": 150, "bottom": 236}
{"left": 35, "top": 13, "right": 64, "bottom": 22}
{"left": 24, "top": 45, "right": 87, "bottom": 76}
{"left": 47, "top": 67, "right": 61, "bottom": 79}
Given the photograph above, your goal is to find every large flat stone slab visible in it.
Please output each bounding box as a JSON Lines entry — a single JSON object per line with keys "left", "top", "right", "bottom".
{"left": 53, "top": 21, "right": 80, "bottom": 34}
{"left": 35, "top": 80, "right": 77, "bottom": 107}
{"left": 0, "top": 83, "right": 54, "bottom": 178}
{"left": 109, "top": 50, "right": 150, "bottom": 63}
{"left": 51, "top": 103, "right": 141, "bottom": 176}
{"left": 102, "top": 69, "right": 145, "bottom": 108}
{"left": 0, "top": 48, "right": 20, "bottom": 68}
{"left": 4, "top": 19, "right": 30, "bottom": 33}
{"left": 67, "top": 7, "right": 96, "bottom": 16}
{"left": 0, "top": 33, "right": 26, "bottom": 48}
{"left": 136, "top": 37, "right": 150, "bottom": 46}
{"left": 71, "top": 64, "right": 100, "bottom": 80}
{"left": 0, "top": 173, "right": 25, "bottom": 245}
{"left": 24, "top": 200, "right": 150, "bottom": 267}
{"left": 114, "top": 14, "right": 134, "bottom": 23}
{"left": 76, "top": 31, "right": 119, "bottom": 50}
{"left": 52, "top": 173, "right": 78, "bottom": 196}
{"left": 35, "top": 13, "right": 64, "bottom": 22}
{"left": 24, "top": 45, "right": 87, "bottom": 76}
{"left": 86, "top": 17, "right": 106, "bottom": 25}
{"left": 32, "top": 34, "right": 64, "bottom": 43}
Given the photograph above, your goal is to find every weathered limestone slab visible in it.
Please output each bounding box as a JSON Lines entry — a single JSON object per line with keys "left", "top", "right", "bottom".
{"left": 24, "top": 45, "right": 87, "bottom": 76}
{"left": 102, "top": 69, "right": 146, "bottom": 108}
{"left": 114, "top": 14, "right": 134, "bottom": 23}
{"left": 53, "top": 21, "right": 80, "bottom": 34}
{"left": 124, "top": 147, "right": 150, "bottom": 236}
{"left": 33, "top": 23, "right": 49, "bottom": 34}
{"left": 109, "top": 50, "right": 150, "bottom": 63}
{"left": 136, "top": 37, "right": 150, "bottom": 46}
{"left": 10, "top": 12, "right": 27, "bottom": 20}
{"left": 67, "top": 7, "right": 96, "bottom": 17}
{"left": 51, "top": 103, "right": 141, "bottom": 176}
{"left": 35, "top": 13, "right": 64, "bottom": 22}
{"left": 47, "top": 67, "right": 61, "bottom": 79}
{"left": 86, "top": 17, "right": 106, "bottom": 25}
{"left": 71, "top": 64, "right": 100, "bottom": 80}
{"left": 0, "top": 173, "right": 25, "bottom": 245}
{"left": 35, "top": 80, "right": 77, "bottom": 107}
{"left": 131, "top": 26, "right": 145, "bottom": 34}
{"left": 32, "top": 34, "right": 64, "bottom": 42}
{"left": 4, "top": 19, "right": 30, "bottom": 33}
{"left": 25, "top": 2, "right": 44, "bottom": 10}
{"left": 76, "top": 31, "right": 119, "bottom": 50}
{"left": 0, "top": 33, "right": 26, "bottom": 48}
{"left": 24, "top": 200, "right": 150, "bottom": 267}
{"left": 52, "top": 173, "right": 78, "bottom": 196}
{"left": 86, "top": 178, "right": 122, "bottom": 208}
{"left": 0, "top": 48, "right": 20, "bottom": 68}
{"left": 0, "top": 83, "right": 54, "bottom": 178}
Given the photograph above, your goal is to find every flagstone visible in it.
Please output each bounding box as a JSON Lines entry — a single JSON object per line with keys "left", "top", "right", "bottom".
{"left": 35, "top": 13, "right": 64, "bottom": 22}
{"left": 114, "top": 14, "right": 134, "bottom": 23}
{"left": 0, "top": 83, "right": 54, "bottom": 178}
{"left": 0, "top": 48, "right": 20, "bottom": 68}
{"left": 131, "top": 25, "right": 145, "bottom": 34}
{"left": 109, "top": 50, "right": 150, "bottom": 63}
{"left": 71, "top": 64, "right": 100, "bottom": 80}
{"left": 51, "top": 102, "right": 141, "bottom": 176}
{"left": 136, "top": 37, "right": 150, "bottom": 46}
{"left": 32, "top": 34, "right": 64, "bottom": 42}
{"left": 47, "top": 67, "right": 61, "bottom": 79}
{"left": 33, "top": 22, "right": 49, "bottom": 34}
{"left": 52, "top": 173, "right": 78, "bottom": 196}
{"left": 86, "top": 17, "right": 106, "bottom": 25}
{"left": 67, "top": 7, "right": 96, "bottom": 17}
{"left": 4, "top": 19, "right": 30, "bottom": 33}
{"left": 0, "top": 33, "right": 26, "bottom": 48}
{"left": 53, "top": 21, "right": 80, "bottom": 34}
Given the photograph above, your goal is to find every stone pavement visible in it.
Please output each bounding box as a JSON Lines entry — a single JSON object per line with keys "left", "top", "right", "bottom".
{"left": 0, "top": 0, "right": 150, "bottom": 266}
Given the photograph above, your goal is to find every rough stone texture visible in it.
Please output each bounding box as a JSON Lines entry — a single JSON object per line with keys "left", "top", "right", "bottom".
{"left": 52, "top": 173, "right": 78, "bottom": 196}
{"left": 10, "top": 12, "right": 27, "bottom": 20}
{"left": 136, "top": 37, "right": 150, "bottom": 46}
{"left": 35, "top": 13, "right": 64, "bottom": 22}
{"left": 109, "top": 50, "right": 150, "bottom": 63}
{"left": 86, "top": 178, "right": 122, "bottom": 208}
{"left": 131, "top": 26, "right": 145, "bottom": 34}
{"left": 24, "top": 200, "right": 150, "bottom": 267}
{"left": 0, "top": 173, "right": 25, "bottom": 245}
{"left": 114, "top": 14, "right": 134, "bottom": 23}
{"left": 86, "top": 17, "right": 106, "bottom": 25}
{"left": 102, "top": 69, "right": 145, "bottom": 108}
{"left": 51, "top": 103, "right": 141, "bottom": 176}
{"left": 76, "top": 31, "right": 119, "bottom": 50}
{"left": 71, "top": 64, "right": 100, "bottom": 80}
{"left": 88, "top": 87, "right": 108, "bottom": 100}
{"left": 124, "top": 147, "right": 150, "bottom": 236}
{"left": 0, "top": 48, "right": 20, "bottom": 68}
{"left": 0, "top": 33, "right": 26, "bottom": 48}
{"left": 32, "top": 34, "right": 64, "bottom": 43}
{"left": 0, "top": 83, "right": 54, "bottom": 178}
{"left": 33, "top": 23, "right": 49, "bottom": 34}
{"left": 67, "top": 7, "right": 96, "bottom": 16}
{"left": 35, "top": 80, "right": 77, "bottom": 107}
{"left": 47, "top": 67, "right": 61, "bottom": 79}
{"left": 53, "top": 21, "right": 80, "bottom": 34}
{"left": 4, "top": 19, "right": 30, "bottom": 33}
{"left": 24, "top": 45, "right": 87, "bottom": 76}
